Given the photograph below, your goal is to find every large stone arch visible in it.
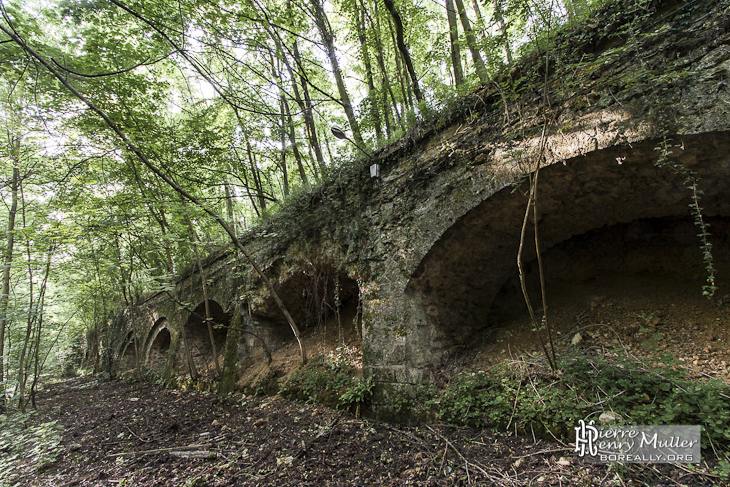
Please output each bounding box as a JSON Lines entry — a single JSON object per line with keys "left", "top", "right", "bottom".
{"left": 404, "top": 132, "right": 730, "bottom": 364}
{"left": 144, "top": 317, "right": 171, "bottom": 371}
{"left": 237, "top": 259, "right": 363, "bottom": 368}
{"left": 118, "top": 331, "right": 137, "bottom": 373}
{"left": 362, "top": 131, "right": 730, "bottom": 413}
{"left": 177, "top": 300, "right": 230, "bottom": 375}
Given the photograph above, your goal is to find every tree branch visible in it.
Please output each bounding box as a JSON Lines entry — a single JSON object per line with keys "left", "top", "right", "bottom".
{"left": 50, "top": 51, "right": 176, "bottom": 78}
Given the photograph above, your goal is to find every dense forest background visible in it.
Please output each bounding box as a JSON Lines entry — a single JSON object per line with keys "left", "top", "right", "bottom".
{"left": 1, "top": 0, "right": 606, "bottom": 409}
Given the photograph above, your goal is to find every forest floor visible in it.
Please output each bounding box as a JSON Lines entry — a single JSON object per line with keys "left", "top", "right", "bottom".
{"left": 6, "top": 275, "right": 730, "bottom": 486}
{"left": 5, "top": 375, "right": 725, "bottom": 487}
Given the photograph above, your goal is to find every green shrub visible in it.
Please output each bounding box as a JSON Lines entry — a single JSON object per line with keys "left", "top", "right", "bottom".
{"left": 434, "top": 350, "right": 730, "bottom": 451}
{"left": 339, "top": 376, "right": 374, "bottom": 417}
{"left": 279, "top": 356, "right": 358, "bottom": 409}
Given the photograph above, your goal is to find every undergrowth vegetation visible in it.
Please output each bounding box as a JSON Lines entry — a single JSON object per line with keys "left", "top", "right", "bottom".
{"left": 278, "top": 356, "right": 374, "bottom": 417}
{"left": 277, "top": 348, "right": 730, "bottom": 468}
{"left": 434, "top": 350, "right": 730, "bottom": 453}
{"left": 0, "top": 412, "right": 63, "bottom": 484}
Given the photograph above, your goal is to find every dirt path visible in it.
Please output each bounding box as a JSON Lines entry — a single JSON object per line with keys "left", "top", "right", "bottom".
{"left": 7, "top": 376, "right": 720, "bottom": 486}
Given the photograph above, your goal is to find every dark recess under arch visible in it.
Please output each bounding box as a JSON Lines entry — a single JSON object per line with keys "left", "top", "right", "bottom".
{"left": 406, "top": 132, "right": 730, "bottom": 354}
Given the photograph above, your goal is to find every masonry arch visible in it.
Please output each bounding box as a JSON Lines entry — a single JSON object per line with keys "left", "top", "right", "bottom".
{"left": 118, "top": 331, "right": 138, "bottom": 372}
{"left": 253, "top": 262, "right": 363, "bottom": 359}
{"left": 179, "top": 300, "right": 230, "bottom": 375}
{"left": 405, "top": 132, "right": 730, "bottom": 361}
{"left": 145, "top": 317, "right": 171, "bottom": 371}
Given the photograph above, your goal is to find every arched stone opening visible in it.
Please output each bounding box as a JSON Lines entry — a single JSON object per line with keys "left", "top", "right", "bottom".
{"left": 491, "top": 216, "right": 730, "bottom": 318}
{"left": 181, "top": 300, "right": 229, "bottom": 375}
{"left": 118, "top": 332, "right": 138, "bottom": 372}
{"left": 252, "top": 263, "right": 362, "bottom": 362}
{"left": 406, "top": 132, "right": 730, "bottom": 362}
{"left": 145, "top": 318, "right": 171, "bottom": 371}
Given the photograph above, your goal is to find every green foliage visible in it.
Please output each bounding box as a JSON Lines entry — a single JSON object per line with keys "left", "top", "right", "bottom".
{"left": 654, "top": 137, "right": 717, "bottom": 297}
{"left": 279, "top": 356, "right": 372, "bottom": 414}
{"left": 251, "top": 371, "right": 281, "bottom": 397}
{"left": 434, "top": 351, "right": 730, "bottom": 450}
{"left": 0, "top": 413, "right": 63, "bottom": 482}
{"left": 434, "top": 371, "right": 513, "bottom": 428}
{"left": 339, "top": 376, "right": 374, "bottom": 416}
{"left": 712, "top": 456, "right": 730, "bottom": 481}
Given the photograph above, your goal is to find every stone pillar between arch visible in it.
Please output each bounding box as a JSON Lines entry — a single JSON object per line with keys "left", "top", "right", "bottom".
{"left": 361, "top": 280, "right": 435, "bottom": 420}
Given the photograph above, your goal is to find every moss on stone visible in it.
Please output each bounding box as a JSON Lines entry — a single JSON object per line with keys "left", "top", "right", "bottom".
{"left": 219, "top": 306, "right": 242, "bottom": 395}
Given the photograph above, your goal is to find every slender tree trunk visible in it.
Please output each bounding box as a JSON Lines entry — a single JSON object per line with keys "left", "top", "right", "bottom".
{"left": 368, "top": 6, "right": 400, "bottom": 132}
{"left": 494, "top": 0, "right": 513, "bottom": 64}
{"left": 224, "top": 182, "right": 236, "bottom": 234}
{"left": 0, "top": 153, "right": 19, "bottom": 409}
{"left": 454, "top": 0, "right": 489, "bottom": 83}
{"left": 389, "top": 20, "right": 413, "bottom": 110}
{"left": 278, "top": 94, "right": 290, "bottom": 196}
{"left": 232, "top": 144, "right": 261, "bottom": 216}
{"left": 153, "top": 210, "right": 198, "bottom": 380}
{"left": 291, "top": 40, "right": 327, "bottom": 177}
{"left": 382, "top": 0, "right": 423, "bottom": 103}
{"left": 355, "top": 0, "right": 383, "bottom": 143}
{"left": 180, "top": 307, "right": 199, "bottom": 380}
{"left": 445, "top": 0, "right": 465, "bottom": 86}
{"left": 310, "top": 0, "right": 365, "bottom": 147}
{"left": 17, "top": 180, "right": 32, "bottom": 412}
{"left": 372, "top": 24, "right": 400, "bottom": 130}
{"left": 91, "top": 244, "right": 108, "bottom": 374}
{"left": 28, "top": 240, "right": 53, "bottom": 409}
{"left": 181, "top": 199, "right": 221, "bottom": 376}
{"left": 17, "top": 305, "right": 33, "bottom": 412}
{"left": 470, "top": 0, "right": 488, "bottom": 40}
{"left": 246, "top": 141, "right": 267, "bottom": 214}
{"left": 218, "top": 302, "right": 241, "bottom": 395}
{"left": 273, "top": 47, "right": 289, "bottom": 196}
{"left": 282, "top": 97, "right": 309, "bottom": 187}
{"left": 270, "top": 47, "right": 308, "bottom": 189}
{"left": 114, "top": 230, "right": 143, "bottom": 378}
{"left": 113, "top": 234, "right": 130, "bottom": 308}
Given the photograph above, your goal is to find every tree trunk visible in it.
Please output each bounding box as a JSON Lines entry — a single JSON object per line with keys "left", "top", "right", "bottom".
{"left": 224, "top": 182, "right": 236, "bottom": 235}
{"left": 310, "top": 0, "right": 365, "bottom": 147}
{"left": 180, "top": 309, "right": 199, "bottom": 380}
{"left": 269, "top": 45, "right": 309, "bottom": 189}
{"left": 282, "top": 96, "right": 309, "bottom": 187}
{"left": 91, "top": 245, "right": 109, "bottom": 375}
{"left": 218, "top": 303, "right": 242, "bottom": 395}
{"left": 291, "top": 40, "right": 327, "bottom": 177}
{"left": 454, "top": 0, "right": 489, "bottom": 83}
{"left": 182, "top": 200, "right": 221, "bottom": 376}
{"left": 470, "top": 0, "right": 488, "bottom": 41}
{"left": 246, "top": 141, "right": 267, "bottom": 214}
{"left": 389, "top": 20, "right": 413, "bottom": 111}
{"left": 29, "top": 245, "right": 53, "bottom": 409}
{"left": 0, "top": 150, "right": 19, "bottom": 409}
{"left": 355, "top": 0, "right": 383, "bottom": 143}
{"left": 382, "top": 0, "right": 423, "bottom": 103}
{"left": 278, "top": 94, "right": 290, "bottom": 196}
{"left": 231, "top": 145, "right": 260, "bottom": 217}
{"left": 446, "top": 0, "right": 465, "bottom": 86}
{"left": 370, "top": 10, "right": 400, "bottom": 131}
{"left": 494, "top": 0, "right": 513, "bottom": 64}
{"left": 17, "top": 180, "right": 32, "bottom": 412}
